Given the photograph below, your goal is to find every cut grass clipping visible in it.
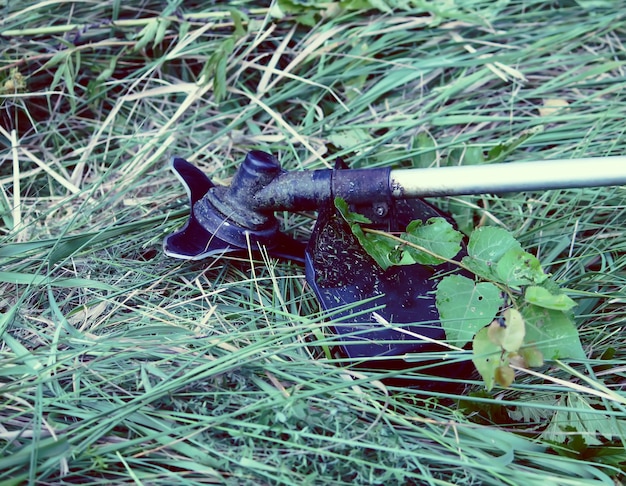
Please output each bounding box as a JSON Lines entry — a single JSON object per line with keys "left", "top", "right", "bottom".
{"left": 1, "top": 1, "right": 626, "bottom": 484}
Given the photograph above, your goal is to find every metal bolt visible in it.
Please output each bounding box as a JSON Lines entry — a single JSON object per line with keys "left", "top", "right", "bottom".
{"left": 374, "top": 203, "right": 389, "bottom": 217}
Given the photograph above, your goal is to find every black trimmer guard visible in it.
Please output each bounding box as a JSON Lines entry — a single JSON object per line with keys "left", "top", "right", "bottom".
{"left": 304, "top": 192, "right": 473, "bottom": 387}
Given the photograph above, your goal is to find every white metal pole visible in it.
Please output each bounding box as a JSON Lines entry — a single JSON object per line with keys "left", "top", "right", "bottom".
{"left": 389, "top": 156, "right": 626, "bottom": 197}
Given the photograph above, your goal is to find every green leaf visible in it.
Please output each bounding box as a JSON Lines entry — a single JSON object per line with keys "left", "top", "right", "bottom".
{"left": 213, "top": 54, "right": 228, "bottom": 102}
{"left": 295, "top": 11, "right": 319, "bottom": 26}
{"left": 153, "top": 18, "right": 170, "bottom": 47}
{"left": 350, "top": 224, "right": 398, "bottom": 271}
{"left": 462, "top": 226, "right": 522, "bottom": 280}
{"left": 228, "top": 8, "right": 248, "bottom": 37}
{"left": 448, "top": 145, "right": 485, "bottom": 166}
{"left": 463, "top": 146, "right": 486, "bottom": 165}
{"left": 335, "top": 197, "right": 371, "bottom": 224}
{"left": 472, "top": 326, "right": 503, "bottom": 391}
{"left": 95, "top": 55, "right": 119, "bottom": 83}
{"left": 524, "top": 286, "right": 577, "bottom": 311}
{"left": 400, "top": 217, "right": 463, "bottom": 265}
{"left": 495, "top": 364, "right": 515, "bottom": 388}
{"left": 446, "top": 196, "right": 475, "bottom": 236}
{"left": 522, "top": 304, "right": 586, "bottom": 360}
{"left": 495, "top": 248, "right": 547, "bottom": 287}
{"left": 410, "top": 132, "right": 437, "bottom": 168}
{"left": 340, "top": 0, "right": 405, "bottom": 12}
{"left": 133, "top": 18, "right": 159, "bottom": 52}
{"left": 487, "top": 308, "right": 525, "bottom": 352}
{"left": 335, "top": 197, "right": 398, "bottom": 270}
{"left": 327, "top": 128, "right": 372, "bottom": 150}
{"left": 436, "top": 275, "right": 503, "bottom": 347}
{"left": 519, "top": 346, "right": 544, "bottom": 367}
{"left": 486, "top": 126, "right": 543, "bottom": 163}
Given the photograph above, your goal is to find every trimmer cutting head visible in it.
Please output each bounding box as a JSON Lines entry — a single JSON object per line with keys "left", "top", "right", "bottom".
{"left": 164, "top": 151, "right": 473, "bottom": 389}
{"left": 163, "top": 153, "right": 306, "bottom": 262}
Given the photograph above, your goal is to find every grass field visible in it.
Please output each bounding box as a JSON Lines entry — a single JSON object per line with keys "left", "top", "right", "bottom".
{"left": 1, "top": 1, "right": 625, "bottom": 484}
